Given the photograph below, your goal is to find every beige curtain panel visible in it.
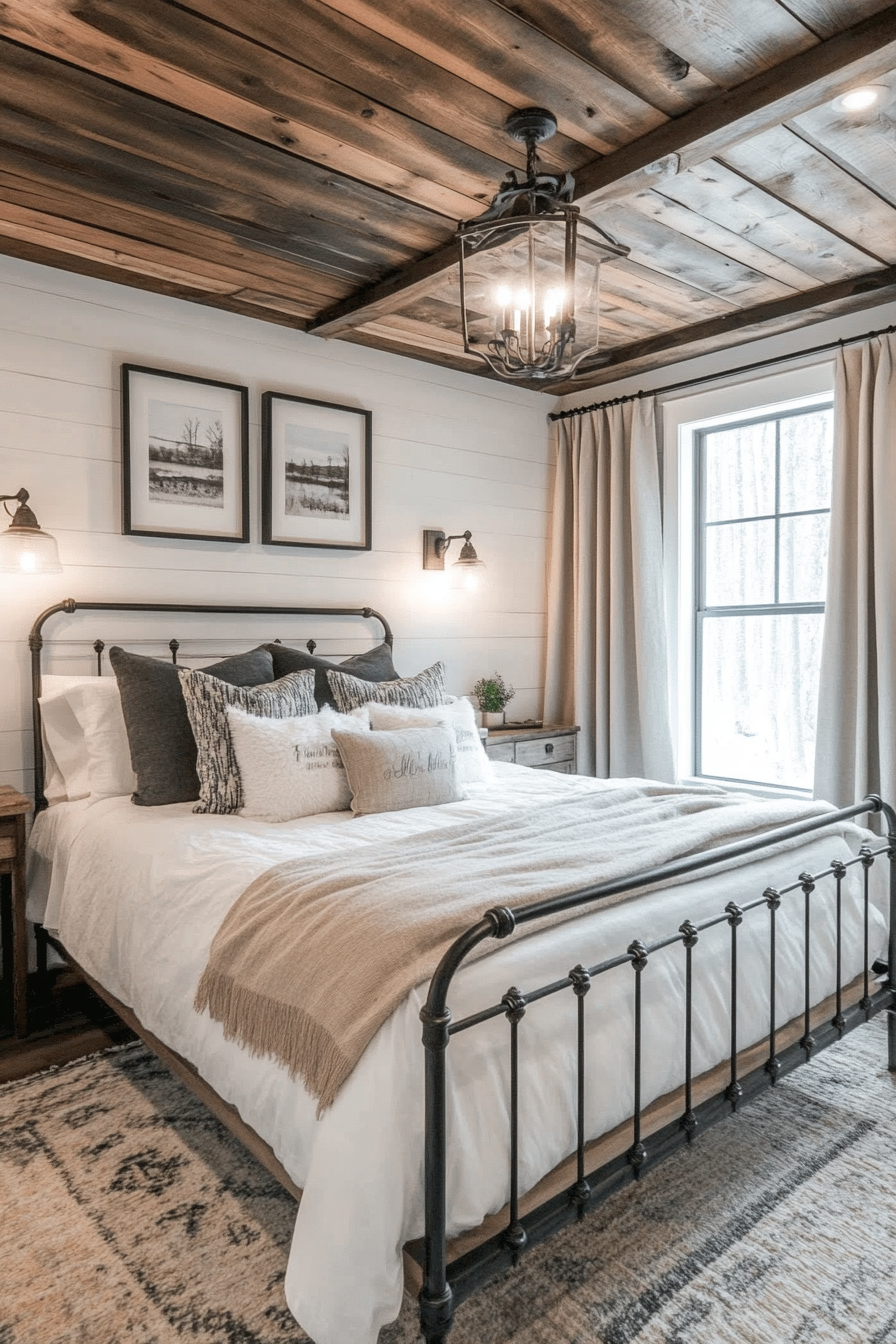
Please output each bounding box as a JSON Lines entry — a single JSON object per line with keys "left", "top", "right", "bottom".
{"left": 814, "top": 332, "right": 896, "bottom": 810}
{"left": 543, "top": 397, "right": 674, "bottom": 781}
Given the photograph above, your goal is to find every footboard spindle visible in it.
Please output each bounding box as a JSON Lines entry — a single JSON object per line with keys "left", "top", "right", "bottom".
{"left": 679, "top": 921, "right": 698, "bottom": 1139}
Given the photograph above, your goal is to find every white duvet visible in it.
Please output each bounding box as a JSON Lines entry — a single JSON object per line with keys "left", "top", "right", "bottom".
{"left": 27, "top": 765, "right": 888, "bottom": 1344}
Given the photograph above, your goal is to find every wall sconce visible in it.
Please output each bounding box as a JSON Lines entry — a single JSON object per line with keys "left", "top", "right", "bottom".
{"left": 0, "top": 488, "right": 62, "bottom": 574}
{"left": 422, "top": 529, "right": 487, "bottom": 591}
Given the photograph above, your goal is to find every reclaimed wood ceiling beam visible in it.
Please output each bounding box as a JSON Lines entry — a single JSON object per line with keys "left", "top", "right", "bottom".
{"left": 310, "top": 5, "right": 896, "bottom": 336}
{"left": 572, "top": 4, "right": 896, "bottom": 206}
{"left": 549, "top": 263, "right": 896, "bottom": 393}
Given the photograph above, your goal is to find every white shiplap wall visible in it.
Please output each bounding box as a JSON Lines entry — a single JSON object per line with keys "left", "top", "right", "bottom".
{"left": 0, "top": 255, "right": 556, "bottom": 797}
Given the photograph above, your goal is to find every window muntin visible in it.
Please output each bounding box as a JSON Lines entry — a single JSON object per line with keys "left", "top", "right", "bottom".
{"left": 695, "top": 403, "right": 833, "bottom": 792}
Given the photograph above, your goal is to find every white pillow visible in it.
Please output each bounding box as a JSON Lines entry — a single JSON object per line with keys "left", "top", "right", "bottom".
{"left": 40, "top": 685, "right": 90, "bottom": 803}
{"left": 39, "top": 676, "right": 136, "bottom": 804}
{"left": 226, "top": 704, "right": 369, "bottom": 822}
{"left": 366, "top": 697, "right": 491, "bottom": 786}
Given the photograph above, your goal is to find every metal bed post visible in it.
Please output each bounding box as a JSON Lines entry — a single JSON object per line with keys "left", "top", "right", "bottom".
{"left": 419, "top": 909, "right": 515, "bottom": 1344}
{"left": 878, "top": 796, "right": 896, "bottom": 1072}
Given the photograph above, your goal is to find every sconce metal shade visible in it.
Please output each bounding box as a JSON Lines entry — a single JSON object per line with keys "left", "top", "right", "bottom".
{"left": 0, "top": 489, "right": 62, "bottom": 574}
{"left": 449, "top": 534, "right": 487, "bottom": 591}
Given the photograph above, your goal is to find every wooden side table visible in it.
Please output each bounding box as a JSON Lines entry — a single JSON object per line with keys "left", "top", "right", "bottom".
{"left": 485, "top": 724, "right": 579, "bottom": 774}
{"left": 0, "top": 785, "right": 31, "bottom": 1037}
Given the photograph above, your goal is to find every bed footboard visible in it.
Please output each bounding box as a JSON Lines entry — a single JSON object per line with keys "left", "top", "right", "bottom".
{"left": 416, "top": 796, "right": 896, "bottom": 1344}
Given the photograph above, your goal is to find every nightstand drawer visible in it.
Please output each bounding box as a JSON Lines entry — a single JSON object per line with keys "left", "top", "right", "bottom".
{"left": 534, "top": 760, "right": 574, "bottom": 774}
{"left": 0, "top": 836, "right": 15, "bottom": 860}
{"left": 486, "top": 740, "right": 516, "bottom": 763}
{"left": 515, "top": 735, "right": 575, "bottom": 768}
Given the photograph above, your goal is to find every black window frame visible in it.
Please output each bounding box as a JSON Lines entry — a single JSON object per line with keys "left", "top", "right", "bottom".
{"left": 694, "top": 399, "right": 833, "bottom": 793}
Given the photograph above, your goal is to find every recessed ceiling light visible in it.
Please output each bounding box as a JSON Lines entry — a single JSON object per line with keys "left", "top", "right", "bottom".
{"left": 839, "top": 86, "right": 881, "bottom": 112}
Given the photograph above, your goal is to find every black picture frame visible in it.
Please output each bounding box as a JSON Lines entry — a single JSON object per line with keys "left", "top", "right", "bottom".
{"left": 121, "top": 364, "right": 250, "bottom": 543}
{"left": 261, "top": 391, "right": 372, "bottom": 551}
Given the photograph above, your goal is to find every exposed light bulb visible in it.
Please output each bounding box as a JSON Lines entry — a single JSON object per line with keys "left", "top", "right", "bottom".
{"left": 840, "top": 86, "right": 880, "bottom": 112}
{"left": 543, "top": 287, "right": 563, "bottom": 330}
{"left": 496, "top": 284, "right": 513, "bottom": 332}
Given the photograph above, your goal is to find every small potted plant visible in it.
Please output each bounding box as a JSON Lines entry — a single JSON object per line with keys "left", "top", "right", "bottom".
{"left": 472, "top": 672, "right": 515, "bottom": 728}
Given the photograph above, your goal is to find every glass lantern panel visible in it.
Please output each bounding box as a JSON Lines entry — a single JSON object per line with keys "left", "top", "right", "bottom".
{"left": 459, "top": 217, "right": 573, "bottom": 362}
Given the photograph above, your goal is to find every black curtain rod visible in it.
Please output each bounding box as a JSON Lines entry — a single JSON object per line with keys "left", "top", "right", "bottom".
{"left": 548, "top": 320, "right": 896, "bottom": 422}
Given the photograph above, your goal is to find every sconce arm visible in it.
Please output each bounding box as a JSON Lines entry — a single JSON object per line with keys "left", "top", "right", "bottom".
{"left": 436, "top": 530, "right": 472, "bottom": 560}
{"left": 1, "top": 488, "right": 39, "bottom": 527}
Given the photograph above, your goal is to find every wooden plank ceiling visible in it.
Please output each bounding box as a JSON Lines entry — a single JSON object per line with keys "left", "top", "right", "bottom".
{"left": 1, "top": 0, "right": 896, "bottom": 391}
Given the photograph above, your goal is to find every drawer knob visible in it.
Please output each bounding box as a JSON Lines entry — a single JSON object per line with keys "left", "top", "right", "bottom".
{"left": 545, "top": 742, "right": 554, "bottom": 754}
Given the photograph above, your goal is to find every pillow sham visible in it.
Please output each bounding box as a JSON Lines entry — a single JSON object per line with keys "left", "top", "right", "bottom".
{"left": 327, "top": 660, "right": 447, "bottom": 715}
{"left": 366, "top": 697, "right": 491, "bottom": 786}
{"left": 226, "top": 704, "right": 369, "bottom": 822}
{"left": 39, "top": 682, "right": 91, "bottom": 803}
{"left": 179, "top": 667, "right": 317, "bottom": 814}
{"left": 39, "top": 675, "right": 136, "bottom": 804}
{"left": 110, "top": 645, "right": 275, "bottom": 807}
{"left": 331, "top": 722, "right": 462, "bottom": 816}
{"left": 264, "top": 641, "right": 398, "bottom": 709}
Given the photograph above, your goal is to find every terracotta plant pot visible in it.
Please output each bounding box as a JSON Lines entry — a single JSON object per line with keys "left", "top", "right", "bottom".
{"left": 482, "top": 711, "right": 505, "bottom": 728}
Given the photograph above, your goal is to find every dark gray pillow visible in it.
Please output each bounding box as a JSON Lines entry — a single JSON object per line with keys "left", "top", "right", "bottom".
{"left": 109, "top": 645, "right": 275, "bottom": 806}
{"left": 264, "top": 641, "right": 398, "bottom": 709}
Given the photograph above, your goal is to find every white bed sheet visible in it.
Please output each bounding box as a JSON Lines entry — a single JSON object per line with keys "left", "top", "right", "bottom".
{"left": 28, "top": 766, "right": 888, "bottom": 1344}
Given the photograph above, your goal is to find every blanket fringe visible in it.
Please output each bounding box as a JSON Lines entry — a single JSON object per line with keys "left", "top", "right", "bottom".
{"left": 195, "top": 968, "right": 350, "bottom": 1116}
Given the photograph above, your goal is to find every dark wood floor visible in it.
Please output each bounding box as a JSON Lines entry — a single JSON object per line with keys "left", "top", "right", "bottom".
{"left": 0, "top": 969, "right": 136, "bottom": 1083}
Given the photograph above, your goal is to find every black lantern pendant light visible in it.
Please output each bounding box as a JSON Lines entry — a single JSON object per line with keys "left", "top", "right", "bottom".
{"left": 457, "top": 108, "right": 629, "bottom": 382}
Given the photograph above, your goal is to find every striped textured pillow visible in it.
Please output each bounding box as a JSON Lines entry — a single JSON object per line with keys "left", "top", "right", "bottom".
{"left": 327, "top": 661, "right": 447, "bottom": 714}
{"left": 179, "top": 667, "right": 316, "bottom": 814}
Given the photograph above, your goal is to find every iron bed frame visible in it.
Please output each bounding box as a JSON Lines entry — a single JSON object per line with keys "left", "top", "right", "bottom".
{"left": 26, "top": 599, "right": 896, "bottom": 1344}
{"left": 414, "top": 799, "right": 896, "bottom": 1342}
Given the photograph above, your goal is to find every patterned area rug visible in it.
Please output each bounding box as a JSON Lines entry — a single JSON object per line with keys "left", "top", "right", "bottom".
{"left": 2, "top": 1021, "right": 896, "bottom": 1344}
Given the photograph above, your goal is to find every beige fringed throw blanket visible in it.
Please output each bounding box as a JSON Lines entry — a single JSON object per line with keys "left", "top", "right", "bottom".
{"left": 196, "top": 783, "right": 835, "bottom": 1112}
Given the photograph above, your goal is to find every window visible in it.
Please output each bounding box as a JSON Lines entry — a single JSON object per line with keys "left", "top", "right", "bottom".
{"left": 694, "top": 402, "right": 833, "bottom": 792}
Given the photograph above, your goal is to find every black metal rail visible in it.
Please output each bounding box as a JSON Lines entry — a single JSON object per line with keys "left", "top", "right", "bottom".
{"left": 417, "top": 796, "right": 896, "bottom": 1343}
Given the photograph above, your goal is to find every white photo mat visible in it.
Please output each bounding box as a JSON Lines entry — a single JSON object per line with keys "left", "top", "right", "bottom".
{"left": 262, "top": 391, "right": 371, "bottom": 550}
{"left": 122, "top": 365, "right": 249, "bottom": 542}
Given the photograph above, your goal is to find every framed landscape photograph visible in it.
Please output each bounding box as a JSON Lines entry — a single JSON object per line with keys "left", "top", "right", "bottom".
{"left": 261, "top": 391, "right": 371, "bottom": 551}
{"left": 122, "top": 364, "right": 249, "bottom": 542}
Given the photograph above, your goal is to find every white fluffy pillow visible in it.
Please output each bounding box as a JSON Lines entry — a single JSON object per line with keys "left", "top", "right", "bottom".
{"left": 366, "top": 697, "right": 491, "bottom": 786}
{"left": 226, "top": 704, "right": 369, "bottom": 822}
{"left": 39, "top": 676, "right": 136, "bottom": 804}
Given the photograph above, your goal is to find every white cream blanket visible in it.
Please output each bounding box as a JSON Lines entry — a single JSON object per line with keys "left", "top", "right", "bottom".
{"left": 196, "top": 782, "right": 832, "bottom": 1110}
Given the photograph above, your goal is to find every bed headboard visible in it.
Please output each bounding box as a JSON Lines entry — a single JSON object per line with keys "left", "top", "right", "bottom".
{"left": 28, "top": 597, "right": 393, "bottom": 811}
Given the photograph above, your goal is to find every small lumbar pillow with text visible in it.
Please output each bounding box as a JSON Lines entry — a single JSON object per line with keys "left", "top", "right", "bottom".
{"left": 331, "top": 722, "right": 463, "bottom": 816}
